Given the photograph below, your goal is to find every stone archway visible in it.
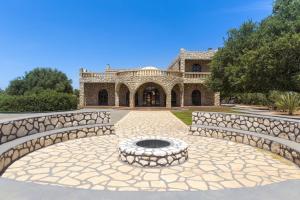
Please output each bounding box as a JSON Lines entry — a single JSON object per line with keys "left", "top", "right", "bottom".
{"left": 171, "top": 84, "right": 183, "bottom": 107}
{"left": 134, "top": 82, "right": 166, "bottom": 107}
{"left": 118, "top": 83, "right": 130, "bottom": 107}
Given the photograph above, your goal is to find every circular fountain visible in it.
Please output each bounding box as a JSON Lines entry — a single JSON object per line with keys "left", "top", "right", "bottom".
{"left": 118, "top": 136, "right": 188, "bottom": 167}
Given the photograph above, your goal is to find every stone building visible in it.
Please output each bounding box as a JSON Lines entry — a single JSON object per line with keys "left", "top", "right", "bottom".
{"left": 79, "top": 48, "right": 220, "bottom": 108}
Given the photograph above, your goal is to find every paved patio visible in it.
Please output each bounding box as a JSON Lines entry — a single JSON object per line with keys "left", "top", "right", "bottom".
{"left": 2, "top": 111, "right": 300, "bottom": 192}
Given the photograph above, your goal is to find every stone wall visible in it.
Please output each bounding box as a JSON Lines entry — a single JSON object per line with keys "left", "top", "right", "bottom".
{"left": 0, "top": 111, "right": 110, "bottom": 144}
{"left": 189, "top": 126, "right": 300, "bottom": 167}
{"left": 84, "top": 83, "right": 115, "bottom": 106}
{"left": 192, "top": 112, "right": 300, "bottom": 143}
{"left": 0, "top": 124, "right": 114, "bottom": 175}
{"left": 184, "top": 84, "right": 215, "bottom": 106}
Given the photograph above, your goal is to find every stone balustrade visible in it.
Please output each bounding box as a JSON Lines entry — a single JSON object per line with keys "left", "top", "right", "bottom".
{"left": 80, "top": 72, "right": 116, "bottom": 83}
{"left": 116, "top": 70, "right": 183, "bottom": 78}
{"left": 183, "top": 72, "right": 210, "bottom": 79}
{"left": 0, "top": 111, "right": 110, "bottom": 144}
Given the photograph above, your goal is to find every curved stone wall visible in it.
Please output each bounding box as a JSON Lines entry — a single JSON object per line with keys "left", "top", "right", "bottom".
{"left": 0, "top": 111, "right": 110, "bottom": 144}
{"left": 190, "top": 126, "right": 300, "bottom": 167}
{"left": 192, "top": 112, "right": 300, "bottom": 143}
{"left": 0, "top": 124, "right": 114, "bottom": 175}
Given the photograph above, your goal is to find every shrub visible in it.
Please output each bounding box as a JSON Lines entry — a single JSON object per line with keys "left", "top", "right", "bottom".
{"left": 275, "top": 92, "right": 300, "bottom": 115}
{"left": 235, "top": 93, "right": 269, "bottom": 106}
{"left": 0, "top": 91, "right": 77, "bottom": 112}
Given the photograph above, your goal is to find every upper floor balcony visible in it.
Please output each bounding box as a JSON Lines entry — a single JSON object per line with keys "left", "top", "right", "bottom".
{"left": 116, "top": 69, "right": 183, "bottom": 78}
{"left": 183, "top": 72, "right": 211, "bottom": 83}
{"left": 80, "top": 72, "right": 116, "bottom": 83}
{"left": 80, "top": 69, "right": 211, "bottom": 84}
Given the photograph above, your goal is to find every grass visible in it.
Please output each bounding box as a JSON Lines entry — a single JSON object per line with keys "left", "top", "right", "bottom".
{"left": 172, "top": 106, "right": 237, "bottom": 125}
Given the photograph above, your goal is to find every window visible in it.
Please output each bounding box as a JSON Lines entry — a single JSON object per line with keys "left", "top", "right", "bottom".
{"left": 98, "top": 89, "right": 108, "bottom": 105}
{"left": 192, "top": 90, "right": 201, "bottom": 106}
{"left": 192, "top": 64, "right": 202, "bottom": 72}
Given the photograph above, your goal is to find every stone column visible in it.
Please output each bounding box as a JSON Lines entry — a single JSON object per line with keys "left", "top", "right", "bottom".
{"left": 115, "top": 85, "right": 119, "bottom": 107}
{"left": 79, "top": 82, "right": 85, "bottom": 108}
{"left": 180, "top": 85, "right": 184, "bottom": 107}
{"left": 166, "top": 90, "right": 172, "bottom": 109}
{"left": 214, "top": 92, "right": 220, "bottom": 106}
{"left": 130, "top": 91, "right": 135, "bottom": 108}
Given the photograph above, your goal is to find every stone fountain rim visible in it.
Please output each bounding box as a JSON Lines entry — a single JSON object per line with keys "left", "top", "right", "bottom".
{"left": 118, "top": 136, "right": 188, "bottom": 156}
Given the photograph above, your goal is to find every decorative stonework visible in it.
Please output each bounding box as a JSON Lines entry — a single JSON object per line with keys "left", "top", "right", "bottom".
{"left": 0, "top": 111, "right": 110, "bottom": 144}
{"left": 189, "top": 126, "right": 300, "bottom": 167}
{"left": 0, "top": 124, "right": 114, "bottom": 175}
{"left": 192, "top": 112, "right": 300, "bottom": 143}
{"left": 119, "top": 136, "right": 188, "bottom": 167}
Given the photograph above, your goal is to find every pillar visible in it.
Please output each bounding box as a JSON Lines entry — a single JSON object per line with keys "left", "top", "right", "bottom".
{"left": 79, "top": 82, "right": 85, "bottom": 108}
{"left": 166, "top": 90, "right": 172, "bottom": 109}
{"left": 130, "top": 91, "right": 135, "bottom": 108}
{"left": 214, "top": 92, "right": 221, "bottom": 106}
{"left": 180, "top": 84, "right": 184, "bottom": 107}
{"left": 115, "top": 84, "right": 119, "bottom": 107}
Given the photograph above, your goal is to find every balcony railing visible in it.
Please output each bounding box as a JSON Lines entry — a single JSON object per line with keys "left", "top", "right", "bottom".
{"left": 116, "top": 70, "right": 183, "bottom": 78}
{"left": 184, "top": 72, "right": 211, "bottom": 79}
{"left": 80, "top": 72, "right": 116, "bottom": 82}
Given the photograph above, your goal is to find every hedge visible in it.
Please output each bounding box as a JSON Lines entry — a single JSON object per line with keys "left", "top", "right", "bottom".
{"left": 0, "top": 91, "right": 77, "bottom": 112}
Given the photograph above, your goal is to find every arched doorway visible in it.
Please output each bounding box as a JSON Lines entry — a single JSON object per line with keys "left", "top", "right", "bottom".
{"left": 171, "top": 84, "right": 182, "bottom": 107}
{"left": 135, "top": 82, "right": 166, "bottom": 107}
{"left": 98, "top": 89, "right": 108, "bottom": 105}
{"left": 118, "top": 83, "right": 130, "bottom": 107}
{"left": 192, "top": 90, "right": 201, "bottom": 106}
{"left": 171, "top": 90, "right": 177, "bottom": 107}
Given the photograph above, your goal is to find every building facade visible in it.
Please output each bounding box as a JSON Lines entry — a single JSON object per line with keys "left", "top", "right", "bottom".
{"left": 79, "top": 48, "right": 220, "bottom": 108}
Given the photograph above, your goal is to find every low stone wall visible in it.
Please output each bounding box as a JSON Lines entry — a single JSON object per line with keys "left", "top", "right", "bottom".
{"left": 0, "top": 111, "right": 110, "bottom": 144}
{"left": 0, "top": 124, "right": 114, "bottom": 175}
{"left": 119, "top": 136, "right": 188, "bottom": 167}
{"left": 192, "top": 112, "right": 300, "bottom": 143}
{"left": 189, "top": 126, "right": 300, "bottom": 167}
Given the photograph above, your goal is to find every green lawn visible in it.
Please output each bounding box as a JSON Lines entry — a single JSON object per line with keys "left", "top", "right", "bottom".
{"left": 172, "top": 106, "right": 237, "bottom": 125}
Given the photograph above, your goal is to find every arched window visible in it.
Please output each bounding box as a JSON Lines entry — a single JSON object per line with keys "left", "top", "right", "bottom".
{"left": 192, "top": 90, "right": 201, "bottom": 106}
{"left": 192, "top": 64, "right": 202, "bottom": 72}
{"left": 98, "top": 89, "right": 108, "bottom": 105}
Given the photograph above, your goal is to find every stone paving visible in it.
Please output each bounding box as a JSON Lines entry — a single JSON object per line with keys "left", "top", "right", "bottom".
{"left": 2, "top": 111, "right": 300, "bottom": 191}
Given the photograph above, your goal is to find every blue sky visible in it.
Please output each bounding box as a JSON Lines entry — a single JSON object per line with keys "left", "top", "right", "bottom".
{"left": 0, "top": 0, "right": 273, "bottom": 89}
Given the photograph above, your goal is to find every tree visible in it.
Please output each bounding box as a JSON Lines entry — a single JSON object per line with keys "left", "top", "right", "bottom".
{"left": 6, "top": 68, "right": 73, "bottom": 95}
{"left": 208, "top": 0, "right": 300, "bottom": 95}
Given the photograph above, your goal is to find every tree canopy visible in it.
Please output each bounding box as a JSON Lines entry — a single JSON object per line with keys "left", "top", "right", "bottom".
{"left": 6, "top": 68, "right": 73, "bottom": 95}
{"left": 208, "top": 0, "right": 300, "bottom": 95}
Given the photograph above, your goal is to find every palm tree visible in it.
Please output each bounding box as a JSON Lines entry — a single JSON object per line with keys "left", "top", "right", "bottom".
{"left": 275, "top": 92, "right": 300, "bottom": 115}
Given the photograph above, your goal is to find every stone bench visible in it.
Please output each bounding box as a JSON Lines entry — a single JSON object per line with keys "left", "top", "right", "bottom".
{"left": 0, "top": 110, "right": 111, "bottom": 144}
{"left": 0, "top": 110, "right": 114, "bottom": 175}
{"left": 0, "top": 123, "right": 115, "bottom": 175}
{"left": 189, "top": 112, "right": 300, "bottom": 167}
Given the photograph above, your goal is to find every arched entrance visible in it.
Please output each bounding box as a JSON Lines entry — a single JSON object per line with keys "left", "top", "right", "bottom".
{"left": 98, "top": 89, "right": 108, "bottom": 105}
{"left": 171, "top": 90, "right": 177, "bottom": 107}
{"left": 192, "top": 90, "right": 201, "bottom": 106}
{"left": 135, "top": 83, "right": 166, "bottom": 107}
{"left": 118, "top": 83, "right": 130, "bottom": 107}
{"left": 171, "top": 84, "right": 182, "bottom": 107}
